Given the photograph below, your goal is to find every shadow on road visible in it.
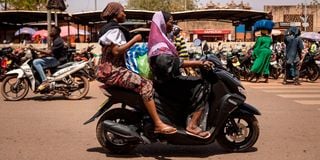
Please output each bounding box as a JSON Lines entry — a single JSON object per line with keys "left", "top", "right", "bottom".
{"left": 87, "top": 143, "right": 258, "bottom": 159}
{"left": 17, "top": 95, "right": 96, "bottom": 101}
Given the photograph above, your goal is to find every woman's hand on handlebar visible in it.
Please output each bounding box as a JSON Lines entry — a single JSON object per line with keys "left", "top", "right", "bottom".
{"left": 202, "top": 60, "right": 214, "bottom": 70}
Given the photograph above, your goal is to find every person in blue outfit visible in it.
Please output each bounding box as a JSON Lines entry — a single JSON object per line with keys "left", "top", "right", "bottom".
{"left": 283, "top": 26, "right": 304, "bottom": 85}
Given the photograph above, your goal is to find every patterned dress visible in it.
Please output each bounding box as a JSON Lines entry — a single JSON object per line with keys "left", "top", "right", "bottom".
{"left": 96, "top": 28, "right": 154, "bottom": 101}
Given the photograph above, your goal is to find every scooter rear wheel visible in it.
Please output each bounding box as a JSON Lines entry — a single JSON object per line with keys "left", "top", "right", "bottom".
{"left": 96, "top": 108, "right": 140, "bottom": 154}
{"left": 217, "top": 114, "right": 259, "bottom": 152}
{"left": 64, "top": 74, "right": 89, "bottom": 100}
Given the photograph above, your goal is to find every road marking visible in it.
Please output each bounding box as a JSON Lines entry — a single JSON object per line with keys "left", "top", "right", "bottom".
{"left": 263, "top": 90, "right": 320, "bottom": 93}
{"left": 250, "top": 86, "right": 319, "bottom": 89}
{"left": 278, "top": 94, "right": 320, "bottom": 98}
{"left": 242, "top": 82, "right": 320, "bottom": 86}
{"left": 245, "top": 83, "right": 320, "bottom": 105}
{"left": 295, "top": 100, "right": 320, "bottom": 105}
{"left": 243, "top": 80, "right": 320, "bottom": 105}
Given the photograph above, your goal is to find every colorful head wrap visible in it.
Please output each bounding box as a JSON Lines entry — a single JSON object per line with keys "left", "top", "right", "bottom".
{"left": 148, "top": 11, "right": 177, "bottom": 57}
{"left": 101, "top": 2, "right": 124, "bottom": 21}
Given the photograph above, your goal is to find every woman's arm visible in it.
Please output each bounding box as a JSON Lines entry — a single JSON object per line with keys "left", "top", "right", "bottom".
{"left": 111, "top": 34, "right": 142, "bottom": 56}
{"left": 182, "top": 60, "right": 213, "bottom": 70}
{"left": 182, "top": 60, "right": 202, "bottom": 67}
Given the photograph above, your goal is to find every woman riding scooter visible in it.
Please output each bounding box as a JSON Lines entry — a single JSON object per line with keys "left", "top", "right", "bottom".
{"left": 96, "top": 2, "right": 176, "bottom": 135}
{"left": 147, "top": 11, "right": 213, "bottom": 138}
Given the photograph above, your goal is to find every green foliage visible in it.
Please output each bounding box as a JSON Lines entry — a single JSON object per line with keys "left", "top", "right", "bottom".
{"left": 310, "top": 0, "right": 320, "bottom": 5}
{"left": 1, "top": 0, "right": 47, "bottom": 10}
{"left": 126, "top": 0, "right": 196, "bottom": 12}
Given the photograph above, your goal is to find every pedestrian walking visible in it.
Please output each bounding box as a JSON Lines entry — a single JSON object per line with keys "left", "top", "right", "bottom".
{"left": 283, "top": 26, "right": 304, "bottom": 85}
{"left": 249, "top": 29, "right": 273, "bottom": 83}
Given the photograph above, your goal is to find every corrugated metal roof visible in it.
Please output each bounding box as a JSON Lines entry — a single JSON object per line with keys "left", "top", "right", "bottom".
{"left": 0, "top": 10, "right": 70, "bottom": 25}
{"left": 0, "top": 9, "right": 268, "bottom": 25}
{"left": 72, "top": 9, "right": 268, "bottom": 25}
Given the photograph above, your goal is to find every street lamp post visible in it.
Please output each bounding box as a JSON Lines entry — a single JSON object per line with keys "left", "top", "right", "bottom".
{"left": 303, "top": 0, "right": 308, "bottom": 31}
{"left": 4, "top": 0, "right": 7, "bottom": 10}
{"left": 47, "top": 9, "right": 52, "bottom": 49}
{"left": 185, "top": 0, "right": 187, "bottom": 10}
{"left": 300, "top": 0, "right": 308, "bottom": 31}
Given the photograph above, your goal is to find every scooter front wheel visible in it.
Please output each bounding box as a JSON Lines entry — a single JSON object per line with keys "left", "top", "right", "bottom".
{"left": 217, "top": 114, "right": 260, "bottom": 152}
{"left": 0, "top": 75, "right": 29, "bottom": 101}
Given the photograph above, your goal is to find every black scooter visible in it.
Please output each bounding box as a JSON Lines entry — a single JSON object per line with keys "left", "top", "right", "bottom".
{"left": 84, "top": 54, "right": 261, "bottom": 154}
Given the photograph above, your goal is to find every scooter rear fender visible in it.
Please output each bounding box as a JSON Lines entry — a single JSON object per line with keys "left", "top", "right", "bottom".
{"left": 83, "top": 99, "right": 114, "bottom": 125}
{"left": 83, "top": 86, "right": 144, "bottom": 125}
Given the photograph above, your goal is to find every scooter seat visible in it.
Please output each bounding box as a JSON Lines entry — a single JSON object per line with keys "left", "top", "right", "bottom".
{"left": 100, "top": 86, "right": 144, "bottom": 107}
{"left": 56, "top": 62, "right": 74, "bottom": 69}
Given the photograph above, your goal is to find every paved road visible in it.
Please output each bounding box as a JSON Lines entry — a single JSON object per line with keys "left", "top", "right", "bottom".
{"left": 0, "top": 78, "right": 319, "bottom": 160}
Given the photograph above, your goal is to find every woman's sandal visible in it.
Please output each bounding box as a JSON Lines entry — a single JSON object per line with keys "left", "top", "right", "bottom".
{"left": 186, "top": 130, "right": 211, "bottom": 139}
{"left": 154, "top": 126, "right": 177, "bottom": 135}
{"left": 186, "top": 126, "right": 202, "bottom": 135}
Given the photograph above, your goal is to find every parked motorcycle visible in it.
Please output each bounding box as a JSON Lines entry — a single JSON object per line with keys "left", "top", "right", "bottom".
{"left": 226, "top": 49, "right": 252, "bottom": 81}
{"left": 84, "top": 54, "right": 261, "bottom": 153}
{"left": 0, "top": 47, "right": 91, "bottom": 101}
{"left": 269, "top": 52, "right": 282, "bottom": 79}
{"left": 299, "top": 52, "right": 319, "bottom": 82}
{"left": 72, "top": 45, "right": 97, "bottom": 81}
{"left": 0, "top": 46, "right": 22, "bottom": 80}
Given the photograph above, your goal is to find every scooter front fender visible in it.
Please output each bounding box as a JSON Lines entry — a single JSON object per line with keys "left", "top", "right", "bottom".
{"left": 236, "top": 103, "right": 261, "bottom": 115}
{"left": 6, "top": 68, "right": 24, "bottom": 78}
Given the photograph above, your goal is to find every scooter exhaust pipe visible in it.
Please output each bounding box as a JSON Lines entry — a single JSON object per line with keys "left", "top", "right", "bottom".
{"left": 102, "top": 120, "right": 144, "bottom": 143}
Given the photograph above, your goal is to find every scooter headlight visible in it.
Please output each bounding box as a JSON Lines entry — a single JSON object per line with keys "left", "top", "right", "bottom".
{"left": 238, "top": 86, "right": 247, "bottom": 97}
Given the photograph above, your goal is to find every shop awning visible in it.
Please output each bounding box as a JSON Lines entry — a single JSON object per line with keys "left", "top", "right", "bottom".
{"left": 190, "top": 29, "right": 231, "bottom": 34}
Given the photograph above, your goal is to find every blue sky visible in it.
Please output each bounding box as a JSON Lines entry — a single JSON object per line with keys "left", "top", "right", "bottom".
{"left": 65, "top": 0, "right": 306, "bottom": 13}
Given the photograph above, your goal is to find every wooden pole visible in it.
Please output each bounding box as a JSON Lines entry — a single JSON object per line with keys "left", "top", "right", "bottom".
{"left": 47, "top": 9, "right": 52, "bottom": 49}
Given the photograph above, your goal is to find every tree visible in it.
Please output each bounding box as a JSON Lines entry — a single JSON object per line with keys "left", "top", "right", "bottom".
{"left": 0, "top": 0, "right": 47, "bottom": 10}
{"left": 126, "top": 0, "right": 196, "bottom": 12}
{"left": 310, "top": 0, "right": 320, "bottom": 5}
